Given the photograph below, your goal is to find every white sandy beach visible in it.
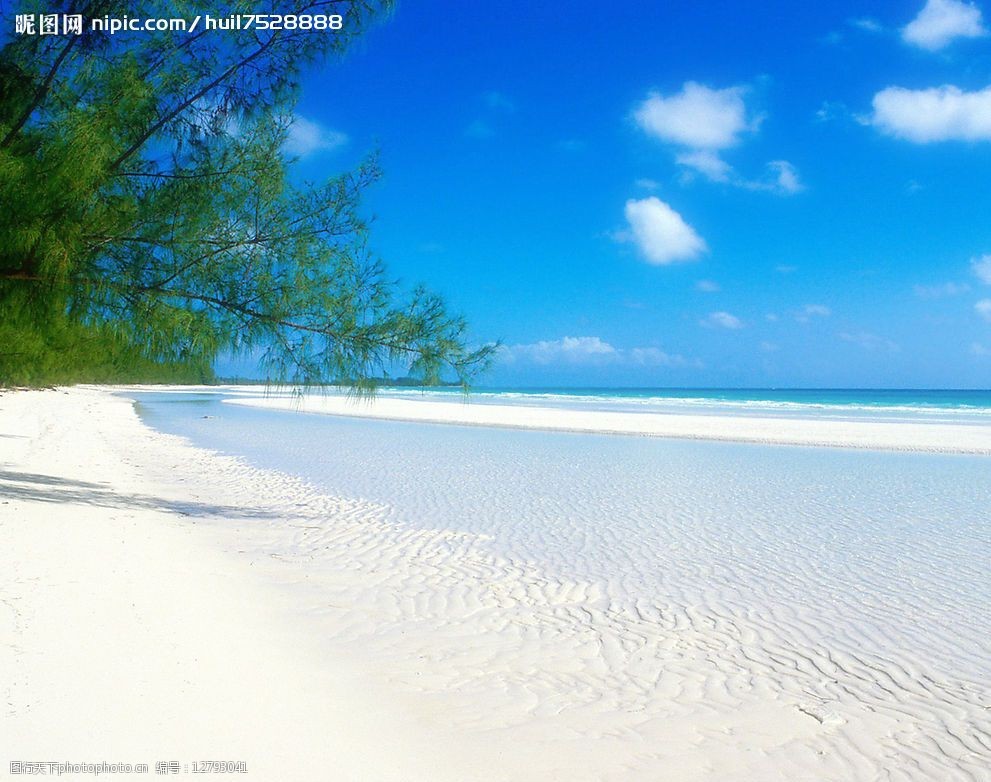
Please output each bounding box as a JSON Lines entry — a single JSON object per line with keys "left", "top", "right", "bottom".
{"left": 2, "top": 387, "right": 989, "bottom": 781}
{"left": 0, "top": 388, "right": 480, "bottom": 781}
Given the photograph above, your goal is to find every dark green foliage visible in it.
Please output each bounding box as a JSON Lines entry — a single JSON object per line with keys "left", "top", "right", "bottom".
{"left": 0, "top": 0, "right": 495, "bottom": 388}
{"left": 0, "top": 308, "right": 214, "bottom": 386}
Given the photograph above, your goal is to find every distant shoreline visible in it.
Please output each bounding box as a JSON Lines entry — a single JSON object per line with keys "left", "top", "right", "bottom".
{"left": 214, "top": 386, "right": 991, "bottom": 454}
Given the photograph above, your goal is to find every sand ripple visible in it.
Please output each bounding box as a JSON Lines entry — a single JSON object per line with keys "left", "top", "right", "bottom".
{"left": 115, "top": 390, "right": 991, "bottom": 781}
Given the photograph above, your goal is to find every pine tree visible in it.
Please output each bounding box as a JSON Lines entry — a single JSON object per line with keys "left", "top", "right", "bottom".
{"left": 0, "top": 0, "right": 495, "bottom": 387}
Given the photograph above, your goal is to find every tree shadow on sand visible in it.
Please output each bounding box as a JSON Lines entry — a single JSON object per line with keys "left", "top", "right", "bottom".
{"left": 0, "top": 469, "right": 281, "bottom": 520}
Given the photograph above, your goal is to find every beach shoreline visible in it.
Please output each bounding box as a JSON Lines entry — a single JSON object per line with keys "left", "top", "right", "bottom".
{"left": 219, "top": 385, "right": 991, "bottom": 454}
{"left": 2, "top": 386, "right": 989, "bottom": 781}
{"left": 0, "top": 387, "right": 489, "bottom": 781}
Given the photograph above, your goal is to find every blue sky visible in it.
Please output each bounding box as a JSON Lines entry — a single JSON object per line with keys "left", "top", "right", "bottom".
{"left": 282, "top": 0, "right": 991, "bottom": 388}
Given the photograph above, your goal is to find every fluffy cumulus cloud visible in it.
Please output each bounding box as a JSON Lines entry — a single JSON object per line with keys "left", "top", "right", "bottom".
{"left": 619, "top": 197, "right": 707, "bottom": 265}
{"left": 503, "top": 337, "right": 693, "bottom": 368}
{"left": 977, "top": 299, "right": 991, "bottom": 322}
{"left": 283, "top": 116, "right": 348, "bottom": 157}
{"left": 700, "top": 311, "right": 744, "bottom": 329}
{"left": 902, "top": 0, "right": 987, "bottom": 50}
{"left": 632, "top": 82, "right": 802, "bottom": 194}
{"left": 972, "top": 254, "right": 991, "bottom": 284}
{"left": 634, "top": 82, "right": 751, "bottom": 149}
{"left": 870, "top": 85, "right": 991, "bottom": 142}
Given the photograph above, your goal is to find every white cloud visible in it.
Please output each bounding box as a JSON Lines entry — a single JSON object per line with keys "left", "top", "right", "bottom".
{"left": 742, "top": 160, "right": 805, "bottom": 194}
{"left": 976, "top": 299, "right": 991, "bottom": 322}
{"left": 676, "top": 150, "right": 733, "bottom": 182}
{"left": 815, "top": 101, "right": 849, "bottom": 123}
{"left": 634, "top": 82, "right": 752, "bottom": 149}
{"left": 795, "top": 304, "right": 832, "bottom": 322}
{"left": 839, "top": 331, "right": 899, "bottom": 351}
{"left": 696, "top": 279, "right": 720, "bottom": 292}
{"left": 851, "top": 17, "right": 884, "bottom": 32}
{"left": 972, "top": 254, "right": 991, "bottom": 283}
{"left": 870, "top": 85, "right": 991, "bottom": 142}
{"left": 634, "top": 178, "right": 660, "bottom": 191}
{"left": 632, "top": 82, "right": 803, "bottom": 195}
{"left": 701, "top": 311, "right": 744, "bottom": 329}
{"left": 284, "top": 116, "right": 348, "bottom": 157}
{"left": 503, "top": 337, "right": 693, "bottom": 368}
{"left": 913, "top": 281, "right": 970, "bottom": 298}
{"left": 766, "top": 160, "right": 804, "bottom": 194}
{"left": 619, "top": 197, "right": 707, "bottom": 265}
{"left": 627, "top": 347, "right": 693, "bottom": 367}
{"left": 902, "top": 0, "right": 986, "bottom": 50}
{"left": 504, "top": 336, "right": 616, "bottom": 365}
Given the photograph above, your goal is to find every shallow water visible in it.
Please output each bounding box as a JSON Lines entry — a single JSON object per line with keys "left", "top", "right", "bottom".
{"left": 123, "top": 387, "right": 991, "bottom": 778}
{"left": 132, "top": 388, "right": 991, "bottom": 686}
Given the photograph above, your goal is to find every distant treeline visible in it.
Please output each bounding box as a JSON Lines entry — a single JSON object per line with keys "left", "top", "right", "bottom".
{"left": 214, "top": 376, "right": 461, "bottom": 388}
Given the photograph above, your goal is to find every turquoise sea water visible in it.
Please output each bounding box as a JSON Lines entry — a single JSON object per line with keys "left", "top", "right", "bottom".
{"left": 429, "top": 387, "right": 991, "bottom": 409}
{"left": 392, "top": 385, "right": 991, "bottom": 409}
